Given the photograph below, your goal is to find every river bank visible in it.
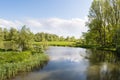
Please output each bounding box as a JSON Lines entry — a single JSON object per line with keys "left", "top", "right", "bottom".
{"left": 75, "top": 44, "right": 116, "bottom": 52}
{"left": 34, "top": 42, "right": 117, "bottom": 52}
{"left": 33, "top": 41, "right": 75, "bottom": 47}
{"left": 0, "top": 50, "right": 49, "bottom": 80}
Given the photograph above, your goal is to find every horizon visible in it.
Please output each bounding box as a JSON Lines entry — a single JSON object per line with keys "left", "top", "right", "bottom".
{"left": 0, "top": 0, "right": 93, "bottom": 38}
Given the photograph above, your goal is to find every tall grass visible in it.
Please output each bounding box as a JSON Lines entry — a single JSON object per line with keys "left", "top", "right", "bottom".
{"left": 0, "top": 50, "right": 48, "bottom": 80}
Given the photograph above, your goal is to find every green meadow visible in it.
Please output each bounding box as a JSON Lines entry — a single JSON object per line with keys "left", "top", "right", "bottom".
{"left": 33, "top": 41, "right": 75, "bottom": 47}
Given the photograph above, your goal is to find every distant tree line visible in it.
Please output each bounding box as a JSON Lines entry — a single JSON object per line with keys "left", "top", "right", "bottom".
{"left": 0, "top": 26, "right": 34, "bottom": 51}
{"left": 83, "top": 0, "right": 120, "bottom": 48}
{"left": 0, "top": 26, "right": 77, "bottom": 51}
{"left": 34, "top": 32, "right": 76, "bottom": 42}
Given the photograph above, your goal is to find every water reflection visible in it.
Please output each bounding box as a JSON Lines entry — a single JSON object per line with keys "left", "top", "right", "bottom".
{"left": 86, "top": 49, "right": 120, "bottom": 80}
{"left": 12, "top": 47, "right": 120, "bottom": 80}
{"left": 86, "top": 49, "right": 119, "bottom": 64}
{"left": 46, "top": 46, "right": 87, "bottom": 63}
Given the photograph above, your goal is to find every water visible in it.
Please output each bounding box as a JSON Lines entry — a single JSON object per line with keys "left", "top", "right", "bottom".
{"left": 12, "top": 46, "right": 120, "bottom": 80}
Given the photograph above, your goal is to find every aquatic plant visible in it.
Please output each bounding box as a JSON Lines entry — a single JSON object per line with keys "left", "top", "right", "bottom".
{"left": 0, "top": 49, "right": 48, "bottom": 80}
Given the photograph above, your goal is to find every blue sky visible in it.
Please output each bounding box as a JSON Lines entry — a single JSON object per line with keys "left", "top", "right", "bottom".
{"left": 0, "top": 0, "right": 93, "bottom": 38}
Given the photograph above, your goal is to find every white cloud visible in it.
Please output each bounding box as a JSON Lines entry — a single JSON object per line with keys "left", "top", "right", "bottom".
{"left": 0, "top": 18, "right": 88, "bottom": 38}
{"left": 25, "top": 19, "right": 42, "bottom": 27}
{"left": 0, "top": 19, "right": 23, "bottom": 29}
{"left": 48, "top": 47, "right": 87, "bottom": 63}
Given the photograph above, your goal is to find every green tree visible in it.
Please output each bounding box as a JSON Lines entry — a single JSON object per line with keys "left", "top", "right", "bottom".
{"left": 3, "top": 28, "right": 9, "bottom": 41}
{"left": 9, "top": 27, "right": 18, "bottom": 41}
{"left": 8, "top": 27, "right": 19, "bottom": 50}
{"left": 0, "top": 27, "right": 4, "bottom": 48}
{"left": 18, "top": 25, "right": 34, "bottom": 51}
{"left": 34, "top": 32, "right": 61, "bottom": 42}
{"left": 84, "top": 0, "right": 120, "bottom": 48}
{"left": 59, "top": 36, "right": 65, "bottom": 41}
{"left": 69, "top": 36, "right": 76, "bottom": 42}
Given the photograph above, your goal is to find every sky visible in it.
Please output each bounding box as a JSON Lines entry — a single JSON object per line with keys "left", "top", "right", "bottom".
{"left": 0, "top": 0, "right": 93, "bottom": 38}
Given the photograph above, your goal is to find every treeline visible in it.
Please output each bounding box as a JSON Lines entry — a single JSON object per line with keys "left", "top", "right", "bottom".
{"left": 0, "top": 26, "right": 34, "bottom": 51}
{"left": 0, "top": 26, "right": 77, "bottom": 51}
{"left": 34, "top": 32, "right": 76, "bottom": 42}
{"left": 83, "top": 0, "right": 120, "bottom": 48}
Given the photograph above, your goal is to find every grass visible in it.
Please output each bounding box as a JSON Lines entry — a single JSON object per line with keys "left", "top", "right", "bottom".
{"left": 35, "top": 41, "right": 116, "bottom": 52}
{"left": 33, "top": 41, "right": 75, "bottom": 47}
{"left": 75, "top": 43, "right": 116, "bottom": 52}
{"left": 0, "top": 50, "right": 49, "bottom": 80}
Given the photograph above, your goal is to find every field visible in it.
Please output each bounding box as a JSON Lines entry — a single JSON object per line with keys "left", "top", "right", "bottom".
{"left": 33, "top": 41, "right": 75, "bottom": 47}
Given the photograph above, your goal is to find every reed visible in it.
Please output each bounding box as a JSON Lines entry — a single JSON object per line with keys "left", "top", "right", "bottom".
{"left": 0, "top": 50, "right": 48, "bottom": 80}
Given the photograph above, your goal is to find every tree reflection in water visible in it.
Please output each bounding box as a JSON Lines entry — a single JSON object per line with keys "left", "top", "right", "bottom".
{"left": 85, "top": 49, "right": 120, "bottom": 80}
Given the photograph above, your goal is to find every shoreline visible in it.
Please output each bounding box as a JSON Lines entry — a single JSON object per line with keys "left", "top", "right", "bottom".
{"left": 0, "top": 51, "right": 49, "bottom": 80}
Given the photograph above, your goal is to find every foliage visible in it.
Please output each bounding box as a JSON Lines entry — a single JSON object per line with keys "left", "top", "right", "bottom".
{"left": 17, "top": 25, "right": 34, "bottom": 51}
{"left": 0, "top": 28, "right": 4, "bottom": 49}
{"left": 34, "top": 32, "right": 77, "bottom": 42}
{"left": 34, "top": 32, "right": 59, "bottom": 42}
{"left": 0, "top": 26, "right": 34, "bottom": 51}
{"left": 0, "top": 47, "right": 48, "bottom": 80}
{"left": 0, "top": 25, "right": 78, "bottom": 51}
{"left": 83, "top": 0, "right": 120, "bottom": 49}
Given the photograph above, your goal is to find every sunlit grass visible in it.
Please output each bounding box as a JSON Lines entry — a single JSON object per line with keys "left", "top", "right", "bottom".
{"left": 33, "top": 41, "right": 75, "bottom": 47}
{"left": 0, "top": 50, "right": 48, "bottom": 80}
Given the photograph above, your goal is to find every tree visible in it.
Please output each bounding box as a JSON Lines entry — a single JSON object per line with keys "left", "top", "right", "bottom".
{"left": 3, "top": 28, "right": 9, "bottom": 41}
{"left": 84, "top": 0, "right": 120, "bottom": 48}
{"left": 65, "top": 36, "right": 70, "bottom": 41}
{"left": 8, "top": 27, "right": 19, "bottom": 50}
{"left": 18, "top": 25, "right": 34, "bottom": 51}
{"left": 0, "top": 27, "right": 4, "bottom": 41}
{"left": 34, "top": 32, "right": 62, "bottom": 42}
{"left": 0, "top": 27, "right": 4, "bottom": 48}
{"left": 9, "top": 27, "right": 18, "bottom": 41}
{"left": 59, "top": 36, "right": 65, "bottom": 41}
{"left": 69, "top": 36, "right": 76, "bottom": 42}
